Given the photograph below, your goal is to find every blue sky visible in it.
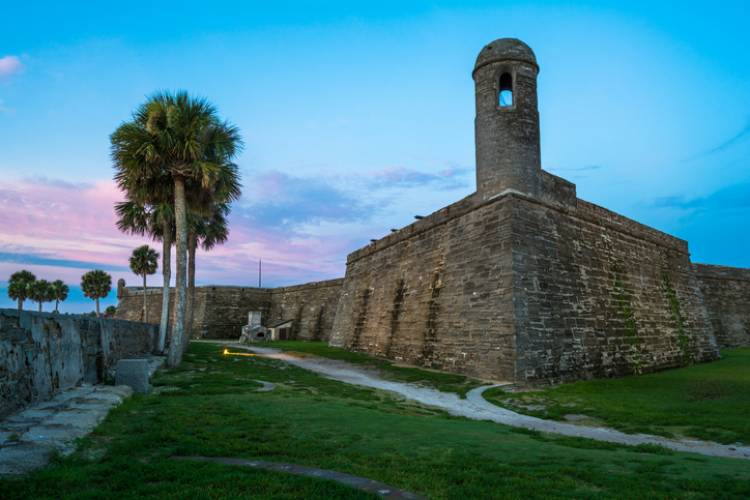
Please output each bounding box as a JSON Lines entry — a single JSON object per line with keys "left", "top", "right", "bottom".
{"left": 1, "top": 1, "right": 748, "bottom": 312}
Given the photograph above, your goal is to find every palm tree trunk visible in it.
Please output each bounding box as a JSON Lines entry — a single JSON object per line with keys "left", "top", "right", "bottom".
{"left": 185, "top": 231, "right": 197, "bottom": 346}
{"left": 168, "top": 176, "right": 188, "bottom": 367}
{"left": 55, "top": 299, "right": 59, "bottom": 313}
{"left": 157, "top": 221, "right": 172, "bottom": 353}
{"left": 18, "top": 298, "right": 22, "bottom": 312}
{"left": 142, "top": 273, "right": 148, "bottom": 322}
{"left": 38, "top": 301, "right": 42, "bottom": 313}
{"left": 95, "top": 298, "right": 100, "bottom": 317}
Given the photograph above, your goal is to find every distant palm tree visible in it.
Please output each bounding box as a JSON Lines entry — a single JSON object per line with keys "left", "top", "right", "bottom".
{"left": 50, "top": 280, "right": 69, "bottom": 313}
{"left": 129, "top": 245, "right": 159, "bottom": 322}
{"left": 111, "top": 91, "right": 242, "bottom": 367}
{"left": 116, "top": 200, "right": 174, "bottom": 352}
{"left": 29, "top": 279, "right": 53, "bottom": 312}
{"left": 81, "top": 270, "right": 112, "bottom": 317}
{"left": 7, "top": 270, "right": 36, "bottom": 311}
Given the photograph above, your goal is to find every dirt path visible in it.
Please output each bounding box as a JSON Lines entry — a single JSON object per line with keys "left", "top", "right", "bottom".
{"left": 220, "top": 342, "right": 750, "bottom": 461}
{"left": 173, "top": 456, "right": 425, "bottom": 499}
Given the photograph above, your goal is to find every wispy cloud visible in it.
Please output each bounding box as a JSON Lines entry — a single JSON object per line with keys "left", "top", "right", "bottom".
{"left": 0, "top": 55, "right": 22, "bottom": 79}
{"left": 242, "top": 170, "right": 372, "bottom": 227}
{"left": 0, "top": 252, "right": 128, "bottom": 272}
{"left": 688, "top": 117, "right": 750, "bottom": 160}
{"left": 653, "top": 182, "right": 750, "bottom": 212}
{"left": 368, "top": 166, "right": 471, "bottom": 190}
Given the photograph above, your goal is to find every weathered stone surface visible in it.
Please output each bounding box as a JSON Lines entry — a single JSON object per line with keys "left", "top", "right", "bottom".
{"left": 0, "top": 309, "right": 155, "bottom": 418}
{"left": 115, "top": 359, "right": 151, "bottom": 394}
{"left": 695, "top": 264, "right": 750, "bottom": 347}
{"left": 0, "top": 384, "right": 132, "bottom": 475}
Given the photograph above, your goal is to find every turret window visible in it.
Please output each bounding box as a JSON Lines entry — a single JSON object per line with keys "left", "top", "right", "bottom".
{"left": 498, "top": 72, "right": 513, "bottom": 107}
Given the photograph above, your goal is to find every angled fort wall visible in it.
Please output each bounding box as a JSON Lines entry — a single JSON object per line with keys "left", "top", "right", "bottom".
{"left": 694, "top": 264, "right": 750, "bottom": 347}
{"left": 511, "top": 184, "right": 718, "bottom": 381}
{"left": 329, "top": 193, "right": 517, "bottom": 380}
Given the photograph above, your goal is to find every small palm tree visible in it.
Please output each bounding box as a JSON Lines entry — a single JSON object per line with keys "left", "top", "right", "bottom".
{"left": 50, "top": 280, "right": 69, "bottom": 313}
{"left": 29, "top": 279, "right": 53, "bottom": 312}
{"left": 81, "top": 270, "right": 112, "bottom": 317}
{"left": 116, "top": 200, "right": 174, "bottom": 352}
{"left": 129, "top": 245, "right": 159, "bottom": 321}
{"left": 8, "top": 270, "right": 36, "bottom": 311}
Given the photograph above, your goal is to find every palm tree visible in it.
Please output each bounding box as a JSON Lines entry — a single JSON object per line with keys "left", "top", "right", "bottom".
{"left": 81, "top": 270, "right": 112, "bottom": 317}
{"left": 111, "top": 91, "right": 242, "bottom": 367}
{"left": 50, "top": 280, "right": 69, "bottom": 313}
{"left": 115, "top": 200, "right": 174, "bottom": 353}
{"left": 129, "top": 245, "right": 159, "bottom": 322}
{"left": 29, "top": 279, "right": 53, "bottom": 312}
{"left": 7, "top": 270, "right": 36, "bottom": 311}
{"left": 186, "top": 203, "right": 230, "bottom": 340}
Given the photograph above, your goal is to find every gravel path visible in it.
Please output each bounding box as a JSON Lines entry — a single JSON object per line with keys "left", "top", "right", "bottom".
{"left": 226, "top": 343, "right": 750, "bottom": 461}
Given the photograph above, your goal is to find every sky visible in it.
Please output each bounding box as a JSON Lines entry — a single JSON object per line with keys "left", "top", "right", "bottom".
{"left": 1, "top": 0, "right": 748, "bottom": 313}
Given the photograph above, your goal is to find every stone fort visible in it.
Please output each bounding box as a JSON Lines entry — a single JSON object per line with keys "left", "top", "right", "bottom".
{"left": 117, "top": 38, "right": 750, "bottom": 383}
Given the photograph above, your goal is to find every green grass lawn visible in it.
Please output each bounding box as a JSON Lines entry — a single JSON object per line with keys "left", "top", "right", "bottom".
{"left": 484, "top": 349, "right": 750, "bottom": 445}
{"left": 2, "top": 342, "right": 749, "bottom": 499}
{"left": 260, "top": 340, "right": 481, "bottom": 397}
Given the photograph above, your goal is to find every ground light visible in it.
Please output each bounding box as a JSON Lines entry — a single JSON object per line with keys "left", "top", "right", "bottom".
{"left": 222, "top": 348, "right": 256, "bottom": 357}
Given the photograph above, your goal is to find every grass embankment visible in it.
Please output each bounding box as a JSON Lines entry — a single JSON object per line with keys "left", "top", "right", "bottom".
{"left": 262, "top": 340, "right": 481, "bottom": 397}
{"left": 484, "top": 349, "right": 750, "bottom": 445}
{"left": 2, "top": 342, "right": 749, "bottom": 499}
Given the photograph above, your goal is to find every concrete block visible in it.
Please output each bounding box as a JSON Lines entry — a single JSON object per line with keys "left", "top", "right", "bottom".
{"left": 115, "top": 358, "right": 151, "bottom": 394}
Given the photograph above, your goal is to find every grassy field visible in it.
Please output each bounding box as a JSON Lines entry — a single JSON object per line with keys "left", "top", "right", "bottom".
{"left": 261, "top": 340, "right": 481, "bottom": 397}
{"left": 1, "top": 342, "right": 749, "bottom": 499}
{"left": 484, "top": 349, "right": 750, "bottom": 445}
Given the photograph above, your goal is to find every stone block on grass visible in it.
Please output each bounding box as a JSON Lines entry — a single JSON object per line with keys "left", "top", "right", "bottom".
{"left": 115, "top": 358, "right": 151, "bottom": 394}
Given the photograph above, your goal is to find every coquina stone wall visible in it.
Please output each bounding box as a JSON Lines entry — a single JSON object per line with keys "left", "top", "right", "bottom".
{"left": 511, "top": 194, "right": 718, "bottom": 382}
{"left": 268, "top": 281, "right": 345, "bottom": 341}
{"left": 694, "top": 264, "right": 750, "bottom": 348}
{"left": 0, "top": 309, "right": 156, "bottom": 418}
{"left": 116, "top": 279, "right": 344, "bottom": 341}
{"left": 330, "top": 181, "right": 722, "bottom": 383}
{"left": 330, "top": 193, "right": 518, "bottom": 380}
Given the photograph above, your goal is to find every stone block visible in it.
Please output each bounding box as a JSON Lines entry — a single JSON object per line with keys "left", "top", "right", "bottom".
{"left": 115, "top": 358, "right": 151, "bottom": 394}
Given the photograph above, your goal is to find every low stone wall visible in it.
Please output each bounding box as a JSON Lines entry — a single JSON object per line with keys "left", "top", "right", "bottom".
{"left": 116, "top": 279, "right": 344, "bottom": 341}
{"left": 695, "top": 264, "right": 750, "bottom": 347}
{"left": 0, "top": 309, "right": 156, "bottom": 419}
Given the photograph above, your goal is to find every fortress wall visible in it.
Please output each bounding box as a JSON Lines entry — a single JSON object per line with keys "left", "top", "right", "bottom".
{"left": 330, "top": 195, "right": 518, "bottom": 381}
{"left": 694, "top": 264, "right": 750, "bottom": 347}
{"left": 116, "top": 288, "right": 167, "bottom": 324}
{"left": 0, "top": 309, "right": 155, "bottom": 418}
{"left": 268, "top": 279, "right": 344, "bottom": 341}
{"left": 512, "top": 194, "right": 719, "bottom": 382}
{"left": 116, "top": 281, "right": 344, "bottom": 341}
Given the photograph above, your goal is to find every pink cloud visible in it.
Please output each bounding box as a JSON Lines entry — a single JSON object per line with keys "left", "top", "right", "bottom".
{"left": 0, "top": 177, "right": 352, "bottom": 289}
{"left": 0, "top": 55, "right": 22, "bottom": 78}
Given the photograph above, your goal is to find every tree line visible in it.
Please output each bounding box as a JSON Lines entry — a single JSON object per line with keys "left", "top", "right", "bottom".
{"left": 6, "top": 269, "right": 111, "bottom": 315}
